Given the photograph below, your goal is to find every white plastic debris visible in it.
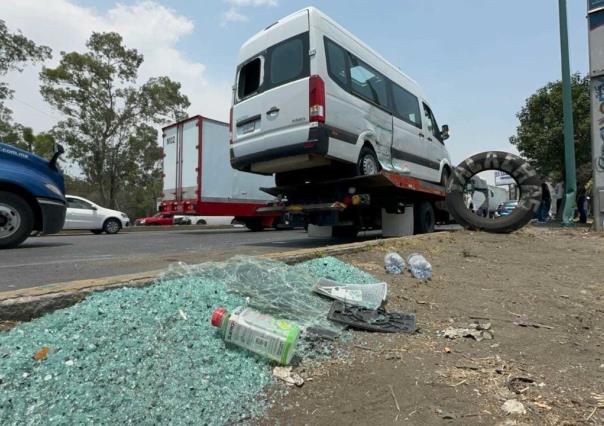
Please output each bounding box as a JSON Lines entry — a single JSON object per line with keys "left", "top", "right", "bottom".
{"left": 272, "top": 366, "right": 304, "bottom": 387}
{"left": 384, "top": 252, "right": 405, "bottom": 274}
{"left": 501, "top": 399, "right": 526, "bottom": 415}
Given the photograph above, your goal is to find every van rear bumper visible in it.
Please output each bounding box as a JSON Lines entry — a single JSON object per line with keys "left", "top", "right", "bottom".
{"left": 37, "top": 198, "right": 66, "bottom": 235}
{"left": 230, "top": 124, "right": 330, "bottom": 173}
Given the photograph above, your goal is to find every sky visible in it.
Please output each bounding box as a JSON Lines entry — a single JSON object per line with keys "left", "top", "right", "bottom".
{"left": 2, "top": 0, "right": 590, "bottom": 165}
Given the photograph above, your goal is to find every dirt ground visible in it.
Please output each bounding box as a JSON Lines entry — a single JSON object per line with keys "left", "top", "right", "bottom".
{"left": 264, "top": 226, "right": 604, "bottom": 425}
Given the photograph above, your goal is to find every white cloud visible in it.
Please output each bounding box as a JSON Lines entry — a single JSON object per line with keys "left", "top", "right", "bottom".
{"left": 221, "top": 0, "right": 277, "bottom": 26}
{"left": 2, "top": 0, "right": 232, "bottom": 133}
{"left": 222, "top": 7, "right": 250, "bottom": 24}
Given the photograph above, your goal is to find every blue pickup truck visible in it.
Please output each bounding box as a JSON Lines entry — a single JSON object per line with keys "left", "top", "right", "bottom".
{"left": 0, "top": 142, "right": 66, "bottom": 249}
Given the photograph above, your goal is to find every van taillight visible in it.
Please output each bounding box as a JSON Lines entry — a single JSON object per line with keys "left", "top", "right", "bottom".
{"left": 229, "top": 106, "right": 233, "bottom": 144}
{"left": 309, "top": 75, "right": 325, "bottom": 123}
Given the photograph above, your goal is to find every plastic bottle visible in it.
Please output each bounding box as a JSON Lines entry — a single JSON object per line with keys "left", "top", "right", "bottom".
{"left": 407, "top": 253, "right": 432, "bottom": 279}
{"left": 384, "top": 252, "right": 405, "bottom": 274}
{"left": 211, "top": 306, "right": 300, "bottom": 365}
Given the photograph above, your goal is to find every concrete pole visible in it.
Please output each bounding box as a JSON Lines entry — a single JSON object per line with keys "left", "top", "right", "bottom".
{"left": 558, "top": 0, "right": 578, "bottom": 226}
{"left": 588, "top": 0, "right": 604, "bottom": 230}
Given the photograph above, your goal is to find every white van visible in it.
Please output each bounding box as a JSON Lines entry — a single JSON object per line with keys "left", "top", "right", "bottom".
{"left": 230, "top": 7, "right": 452, "bottom": 187}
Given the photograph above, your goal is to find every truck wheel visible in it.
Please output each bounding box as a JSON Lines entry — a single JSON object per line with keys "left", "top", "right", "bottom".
{"left": 103, "top": 218, "right": 121, "bottom": 234}
{"left": 243, "top": 218, "right": 264, "bottom": 232}
{"left": 0, "top": 191, "right": 34, "bottom": 249}
{"left": 446, "top": 151, "right": 541, "bottom": 233}
{"left": 332, "top": 225, "right": 358, "bottom": 238}
{"left": 357, "top": 146, "right": 381, "bottom": 176}
{"left": 414, "top": 201, "right": 435, "bottom": 234}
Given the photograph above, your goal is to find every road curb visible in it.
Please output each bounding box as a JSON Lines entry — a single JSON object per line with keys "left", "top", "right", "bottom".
{"left": 0, "top": 233, "right": 443, "bottom": 322}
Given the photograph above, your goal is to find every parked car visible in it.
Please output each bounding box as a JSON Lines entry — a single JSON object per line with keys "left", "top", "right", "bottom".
{"left": 135, "top": 213, "right": 174, "bottom": 226}
{"left": 64, "top": 195, "right": 129, "bottom": 234}
{"left": 497, "top": 200, "right": 519, "bottom": 217}
{"left": 229, "top": 7, "right": 451, "bottom": 187}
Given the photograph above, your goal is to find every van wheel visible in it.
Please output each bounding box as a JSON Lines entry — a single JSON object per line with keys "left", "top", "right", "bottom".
{"left": 414, "top": 201, "right": 435, "bottom": 234}
{"left": 357, "top": 146, "right": 381, "bottom": 176}
{"left": 0, "top": 191, "right": 34, "bottom": 249}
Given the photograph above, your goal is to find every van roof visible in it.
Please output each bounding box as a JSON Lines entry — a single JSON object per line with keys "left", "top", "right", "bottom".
{"left": 239, "top": 6, "right": 424, "bottom": 98}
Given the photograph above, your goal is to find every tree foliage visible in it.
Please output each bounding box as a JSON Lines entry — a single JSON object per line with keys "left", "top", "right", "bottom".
{"left": 40, "top": 32, "right": 190, "bottom": 208}
{"left": 0, "top": 19, "right": 51, "bottom": 143}
{"left": 509, "top": 73, "right": 591, "bottom": 190}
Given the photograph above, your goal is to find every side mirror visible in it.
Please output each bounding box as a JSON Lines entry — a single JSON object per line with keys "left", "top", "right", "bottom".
{"left": 49, "top": 144, "right": 65, "bottom": 170}
{"left": 441, "top": 125, "right": 450, "bottom": 141}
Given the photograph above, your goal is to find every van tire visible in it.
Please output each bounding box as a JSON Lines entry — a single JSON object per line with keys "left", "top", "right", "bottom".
{"left": 414, "top": 201, "right": 435, "bottom": 234}
{"left": 0, "top": 191, "right": 34, "bottom": 249}
{"left": 357, "top": 146, "right": 381, "bottom": 176}
{"left": 446, "top": 151, "right": 541, "bottom": 233}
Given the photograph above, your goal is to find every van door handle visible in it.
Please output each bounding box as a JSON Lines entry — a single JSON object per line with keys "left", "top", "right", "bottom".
{"left": 427, "top": 137, "right": 433, "bottom": 142}
{"left": 418, "top": 133, "right": 425, "bottom": 138}
{"left": 266, "top": 107, "right": 280, "bottom": 115}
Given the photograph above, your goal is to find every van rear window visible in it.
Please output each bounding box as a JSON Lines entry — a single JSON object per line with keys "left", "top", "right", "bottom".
{"left": 238, "top": 58, "right": 261, "bottom": 99}
{"left": 236, "top": 32, "right": 309, "bottom": 103}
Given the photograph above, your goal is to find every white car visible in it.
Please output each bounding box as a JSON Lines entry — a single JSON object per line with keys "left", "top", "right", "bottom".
{"left": 230, "top": 7, "right": 452, "bottom": 187}
{"left": 64, "top": 195, "right": 130, "bottom": 234}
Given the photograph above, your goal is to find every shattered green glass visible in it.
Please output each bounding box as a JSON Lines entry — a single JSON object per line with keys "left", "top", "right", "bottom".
{"left": 0, "top": 256, "right": 377, "bottom": 425}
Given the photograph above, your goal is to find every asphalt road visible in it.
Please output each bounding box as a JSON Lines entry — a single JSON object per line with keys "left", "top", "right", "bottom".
{"left": 0, "top": 228, "right": 359, "bottom": 292}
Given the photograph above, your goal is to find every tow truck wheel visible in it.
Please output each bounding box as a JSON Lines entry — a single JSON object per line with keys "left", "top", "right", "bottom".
{"left": 357, "top": 146, "right": 381, "bottom": 176}
{"left": 0, "top": 191, "right": 34, "bottom": 249}
{"left": 414, "top": 201, "right": 435, "bottom": 234}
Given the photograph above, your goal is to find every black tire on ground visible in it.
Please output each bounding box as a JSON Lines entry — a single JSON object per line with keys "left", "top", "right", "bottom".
{"left": 0, "top": 191, "right": 34, "bottom": 249}
{"left": 196, "top": 219, "right": 207, "bottom": 225}
{"left": 103, "top": 218, "right": 121, "bottom": 235}
{"left": 357, "top": 146, "right": 381, "bottom": 176}
{"left": 332, "top": 225, "right": 358, "bottom": 238}
{"left": 91, "top": 229, "right": 103, "bottom": 235}
{"left": 414, "top": 201, "right": 436, "bottom": 234}
{"left": 446, "top": 151, "right": 541, "bottom": 233}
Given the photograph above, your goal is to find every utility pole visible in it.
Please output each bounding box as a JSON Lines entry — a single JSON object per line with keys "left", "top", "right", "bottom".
{"left": 558, "top": 0, "right": 577, "bottom": 226}
{"left": 588, "top": 0, "right": 604, "bottom": 230}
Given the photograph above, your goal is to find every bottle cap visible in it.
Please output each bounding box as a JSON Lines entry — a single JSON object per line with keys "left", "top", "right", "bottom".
{"left": 211, "top": 307, "right": 227, "bottom": 327}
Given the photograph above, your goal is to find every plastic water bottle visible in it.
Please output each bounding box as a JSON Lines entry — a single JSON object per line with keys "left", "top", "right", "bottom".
{"left": 407, "top": 253, "right": 432, "bottom": 279}
{"left": 384, "top": 252, "right": 405, "bottom": 274}
{"left": 211, "top": 306, "right": 300, "bottom": 365}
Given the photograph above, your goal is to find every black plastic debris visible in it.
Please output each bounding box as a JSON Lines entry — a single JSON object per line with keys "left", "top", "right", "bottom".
{"left": 327, "top": 301, "right": 416, "bottom": 333}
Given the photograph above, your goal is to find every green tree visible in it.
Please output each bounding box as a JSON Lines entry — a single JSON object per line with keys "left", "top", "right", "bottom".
{"left": 509, "top": 73, "right": 591, "bottom": 191}
{"left": 40, "top": 32, "right": 189, "bottom": 208}
{"left": 0, "top": 20, "right": 51, "bottom": 143}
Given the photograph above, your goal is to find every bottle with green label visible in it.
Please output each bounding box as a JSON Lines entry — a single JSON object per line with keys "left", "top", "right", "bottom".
{"left": 211, "top": 306, "right": 300, "bottom": 365}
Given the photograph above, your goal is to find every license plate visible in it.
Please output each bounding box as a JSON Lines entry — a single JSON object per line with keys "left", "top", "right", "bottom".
{"left": 240, "top": 121, "right": 255, "bottom": 134}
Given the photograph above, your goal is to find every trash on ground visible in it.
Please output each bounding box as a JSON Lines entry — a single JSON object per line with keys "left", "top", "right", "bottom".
{"left": 507, "top": 376, "right": 535, "bottom": 394}
{"left": 407, "top": 253, "right": 432, "bottom": 279}
{"left": 211, "top": 306, "right": 300, "bottom": 365}
{"left": 512, "top": 313, "right": 554, "bottom": 329}
{"left": 0, "top": 255, "right": 377, "bottom": 424}
{"left": 272, "top": 366, "right": 304, "bottom": 387}
{"left": 32, "top": 347, "right": 49, "bottom": 361}
{"left": 312, "top": 277, "right": 387, "bottom": 309}
{"left": 384, "top": 252, "right": 405, "bottom": 274}
{"left": 327, "top": 301, "right": 416, "bottom": 333}
{"left": 501, "top": 399, "right": 527, "bottom": 415}
{"left": 438, "top": 322, "right": 493, "bottom": 341}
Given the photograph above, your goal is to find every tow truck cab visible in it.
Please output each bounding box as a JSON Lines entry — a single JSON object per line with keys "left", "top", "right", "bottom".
{"left": 0, "top": 142, "right": 66, "bottom": 249}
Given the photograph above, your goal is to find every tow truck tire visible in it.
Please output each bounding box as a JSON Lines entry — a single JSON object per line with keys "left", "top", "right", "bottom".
{"left": 0, "top": 191, "right": 34, "bottom": 249}
{"left": 103, "top": 218, "right": 121, "bottom": 235}
{"left": 242, "top": 218, "right": 264, "bottom": 232}
{"left": 446, "top": 151, "right": 542, "bottom": 233}
{"left": 414, "top": 201, "right": 435, "bottom": 234}
{"left": 332, "top": 225, "right": 358, "bottom": 238}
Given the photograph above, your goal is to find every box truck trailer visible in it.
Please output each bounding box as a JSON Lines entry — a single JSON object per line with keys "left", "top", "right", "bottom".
{"left": 159, "top": 115, "right": 281, "bottom": 231}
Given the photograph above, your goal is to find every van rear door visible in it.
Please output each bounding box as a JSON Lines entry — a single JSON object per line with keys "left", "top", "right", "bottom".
{"left": 232, "top": 10, "right": 311, "bottom": 159}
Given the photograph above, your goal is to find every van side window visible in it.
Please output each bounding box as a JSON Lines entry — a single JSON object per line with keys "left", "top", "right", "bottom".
{"left": 392, "top": 84, "right": 422, "bottom": 128}
{"left": 423, "top": 103, "right": 442, "bottom": 142}
{"left": 349, "top": 56, "right": 388, "bottom": 108}
{"left": 270, "top": 37, "right": 304, "bottom": 87}
{"left": 238, "top": 58, "right": 261, "bottom": 99}
{"left": 324, "top": 38, "right": 348, "bottom": 88}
